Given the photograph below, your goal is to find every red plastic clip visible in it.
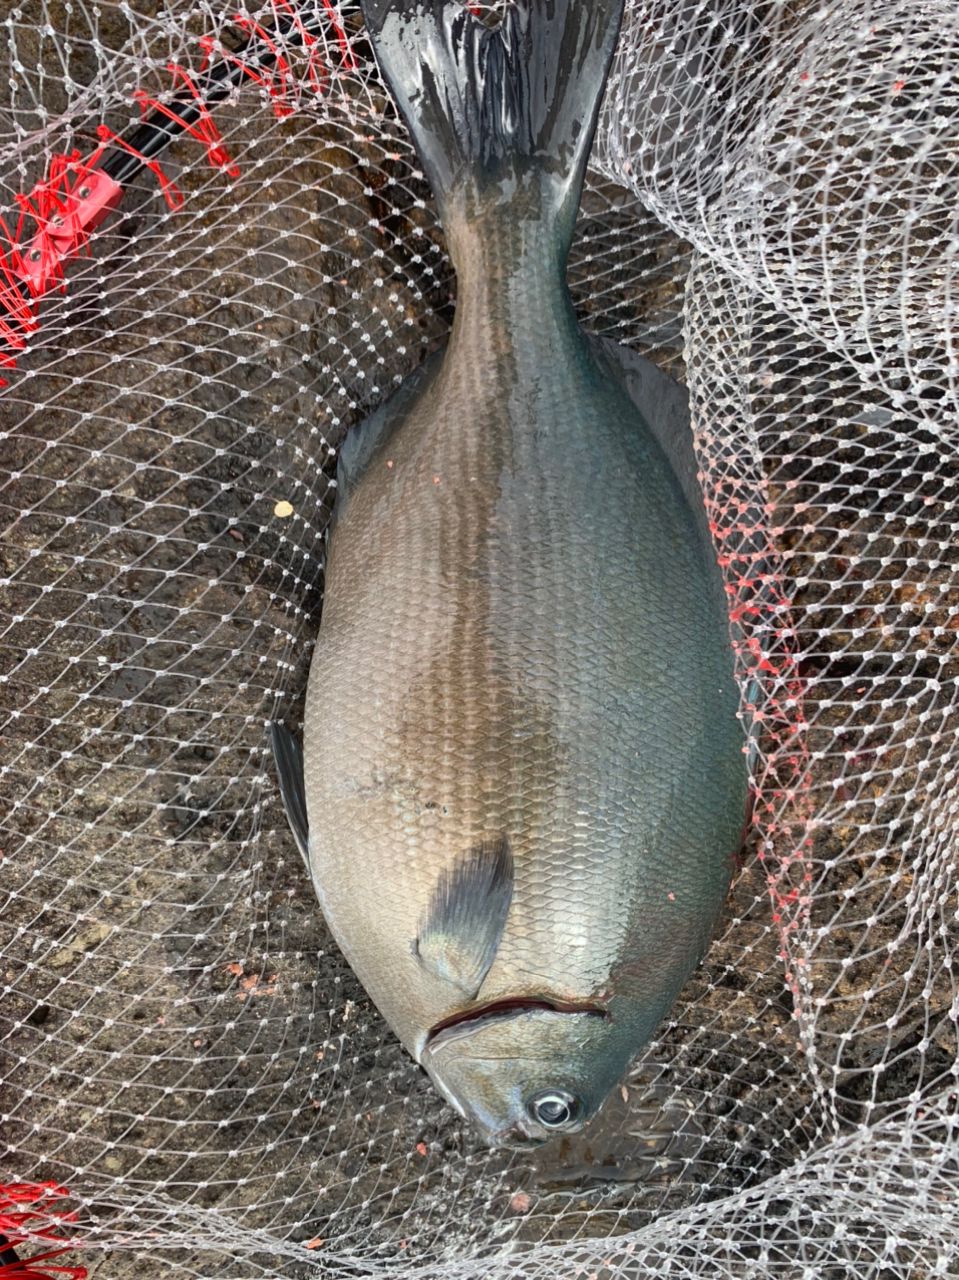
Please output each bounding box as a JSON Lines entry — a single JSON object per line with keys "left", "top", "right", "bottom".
{"left": 0, "top": 149, "right": 123, "bottom": 384}
{"left": 13, "top": 166, "right": 123, "bottom": 296}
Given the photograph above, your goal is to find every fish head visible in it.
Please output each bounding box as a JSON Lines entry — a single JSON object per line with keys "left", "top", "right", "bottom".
{"left": 420, "top": 1001, "right": 652, "bottom": 1148}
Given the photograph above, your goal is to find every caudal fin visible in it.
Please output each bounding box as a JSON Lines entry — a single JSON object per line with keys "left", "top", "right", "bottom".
{"left": 362, "top": 0, "right": 624, "bottom": 236}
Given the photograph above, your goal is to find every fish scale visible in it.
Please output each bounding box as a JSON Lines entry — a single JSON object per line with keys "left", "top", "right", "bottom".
{"left": 278, "top": 0, "right": 750, "bottom": 1146}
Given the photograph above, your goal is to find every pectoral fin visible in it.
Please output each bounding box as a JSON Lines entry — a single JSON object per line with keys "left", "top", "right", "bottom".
{"left": 270, "top": 721, "right": 311, "bottom": 874}
{"left": 414, "top": 836, "right": 513, "bottom": 997}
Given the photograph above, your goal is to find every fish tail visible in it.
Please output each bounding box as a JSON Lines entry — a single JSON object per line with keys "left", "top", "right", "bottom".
{"left": 361, "top": 0, "right": 624, "bottom": 245}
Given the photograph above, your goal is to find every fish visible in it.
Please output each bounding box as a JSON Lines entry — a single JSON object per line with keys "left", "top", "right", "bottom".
{"left": 272, "top": 0, "right": 750, "bottom": 1148}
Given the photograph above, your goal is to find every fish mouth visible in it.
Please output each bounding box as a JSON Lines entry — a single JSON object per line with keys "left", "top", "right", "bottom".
{"left": 423, "top": 996, "right": 609, "bottom": 1055}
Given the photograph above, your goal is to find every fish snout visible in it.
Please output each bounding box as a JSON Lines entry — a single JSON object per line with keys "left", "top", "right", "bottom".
{"left": 493, "top": 1125, "right": 550, "bottom": 1151}
{"left": 423, "top": 1006, "right": 612, "bottom": 1147}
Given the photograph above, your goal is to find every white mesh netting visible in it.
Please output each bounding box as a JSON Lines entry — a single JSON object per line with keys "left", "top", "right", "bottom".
{"left": 1, "top": 0, "right": 957, "bottom": 1276}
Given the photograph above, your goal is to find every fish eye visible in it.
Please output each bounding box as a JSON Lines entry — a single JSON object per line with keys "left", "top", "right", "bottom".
{"left": 526, "top": 1089, "right": 581, "bottom": 1130}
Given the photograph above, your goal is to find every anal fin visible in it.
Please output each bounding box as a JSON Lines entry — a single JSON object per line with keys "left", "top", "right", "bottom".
{"left": 270, "top": 721, "right": 311, "bottom": 873}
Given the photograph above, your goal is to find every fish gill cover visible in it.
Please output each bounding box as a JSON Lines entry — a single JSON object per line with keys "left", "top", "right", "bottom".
{"left": 0, "top": 1, "right": 956, "bottom": 1278}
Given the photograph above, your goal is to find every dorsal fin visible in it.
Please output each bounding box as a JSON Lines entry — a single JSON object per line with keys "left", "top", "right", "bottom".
{"left": 593, "top": 335, "right": 767, "bottom": 778}
{"left": 414, "top": 835, "right": 513, "bottom": 996}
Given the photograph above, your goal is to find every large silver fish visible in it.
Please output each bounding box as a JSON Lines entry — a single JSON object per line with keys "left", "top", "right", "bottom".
{"left": 273, "top": 0, "right": 749, "bottom": 1147}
